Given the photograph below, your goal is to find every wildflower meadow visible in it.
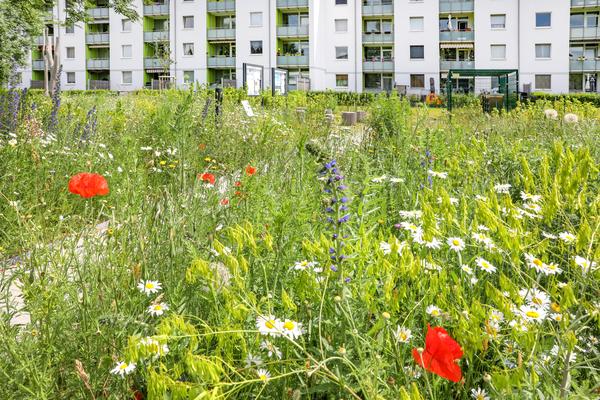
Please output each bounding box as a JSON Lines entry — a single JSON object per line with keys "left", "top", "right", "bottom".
{"left": 3, "top": 73, "right": 600, "bottom": 400}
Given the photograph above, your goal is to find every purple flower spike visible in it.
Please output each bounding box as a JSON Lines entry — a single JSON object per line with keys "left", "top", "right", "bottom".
{"left": 331, "top": 265, "right": 338, "bottom": 272}
{"left": 338, "top": 185, "right": 348, "bottom": 191}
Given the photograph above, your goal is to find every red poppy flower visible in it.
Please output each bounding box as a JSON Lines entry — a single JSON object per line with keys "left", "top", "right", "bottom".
{"left": 198, "top": 173, "right": 215, "bottom": 184}
{"left": 412, "top": 324, "right": 463, "bottom": 382}
{"left": 221, "top": 199, "right": 229, "bottom": 205}
{"left": 68, "top": 173, "right": 109, "bottom": 198}
{"left": 245, "top": 166, "right": 256, "bottom": 176}
{"left": 235, "top": 182, "right": 243, "bottom": 187}
{"left": 200, "top": 144, "right": 205, "bottom": 149}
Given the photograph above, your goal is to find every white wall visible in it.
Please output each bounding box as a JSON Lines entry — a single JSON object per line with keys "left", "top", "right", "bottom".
{"left": 474, "top": 0, "right": 519, "bottom": 72}
{"left": 174, "top": 0, "right": 208, "bottom": 88}
{"left": 58, "top": 1, "right": 87, "bottom": 90}
{"left": 110, "top": 0, "right": 144, "bottom": 91}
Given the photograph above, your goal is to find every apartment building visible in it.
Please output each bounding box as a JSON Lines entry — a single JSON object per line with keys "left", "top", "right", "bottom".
{"left": 14, "top": 0, "right": 598, "bottom": 94}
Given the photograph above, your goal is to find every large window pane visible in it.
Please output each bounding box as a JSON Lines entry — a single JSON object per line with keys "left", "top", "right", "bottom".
{"left": 365, "top": 74, "right": 381, "bottom": 89}
{"left": 183, "top": 16, "right": 194, "bottom": 29}
{"left": 122, "top": 45, "right": 132, "bottom": 57}
{"left": 336, "top": 47, "right": 348, "bottom": 60}
{"left": 335, "top": 19, "right": 348, "bottom": 32}
{"left": 410, "top": 17, "right": 423, "bottom": 31}
{"left": 536, "top": 13, "right": 551, "bottom": 27}
{"left": 569, "top": 74, "right": 583, "bottom": 91}
{"left": 410, "top": 45, "right": 424, "bottom": 59}
{"left": 123, "top": 71, "right": 132, "bottom": 84}
{"left": 570, "top": 45, "right": 583, "bottom": 59}
{"left": 365, "top": 20, "right": 381, "bottom": 33}
{"left": 184, "top": 43, "right": 194, "bottom": 56}
{"left": 251, "top": 41, "right": 263, "bottom": 54}
{"left": 571, "top": 13, "right": 584, "bottom": 27}
{"left": 535, "top": 74, "right": 551, "bottom": 89}
{"left": 491, "top": 45, "right": 506, "bottom": 59}
{"left": 411, "top": 74, "right": 424, "bottom": 88}
{"left": 250, "top": 12, "right": 263, "bottom": 26}
{"left": 336, "top": 74, "right": 348, "bottom": 87}
{"left": 491, "top": 15, "right": 505, "bottom": 28}
{"left": 535, "top": 44, "right": 551, "bottom": 58}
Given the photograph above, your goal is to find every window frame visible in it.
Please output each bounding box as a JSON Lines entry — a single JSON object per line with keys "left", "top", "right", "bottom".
{"left": 122, "top": 19, "right": 132, "bottom": 32}
{"left": 410, "top": 17, "right": 424, "bottom": 32}
{"left": 250, "top": 40, "right": 263, "bottom": 55}
{"left": 183, "top": 43, "right": 194, "bottom": 56}
{"left": 66, "top": 47, "right": 75, "bottom": 59}
{"left": 335, "top": 19, "right": 348, "bottom": 33}
{"left": 122, "top": 71, "right": 132, "bottom": 84}
{"left": 535, "top": 44, "right": 551, "bottom": 59}
{"left": 335, "top": 0, "right": 348, "bottom": 4}
{"left": 410, "top": 45, "right": 424, "bottom": 60}
{"left": 410, "top": 74, "right": 425, "bottom": 88}
{"left": 335, "top": 46, "right": 349, "bottom": 60}
{"left": 536, "top": 12, "right": 551, "bottom": 28}
{"left": 490, "top": 44, "right": 506, "bottom": 60}
{"left": 336, "top": 74, "right": 348, "bottom": 87}
{"left": 66, "top": 72, "right": 76, "bottom": 84}
{"left": 490, "top": 14, "right": 506, "bottom": 29}
{"left": 183, "top": 16, "right": 194, "bottom": 29}
{"left": 250, "top": 12, "right": 263, "bottom": 27}
{"left": 535, "top": 74, "right": 551, "bottom": 90}
{"left": 122, "top": 45, "right": 132, "bottom": 58}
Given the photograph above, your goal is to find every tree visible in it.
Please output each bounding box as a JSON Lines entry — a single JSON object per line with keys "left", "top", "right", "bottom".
{"left": 0, "top": 0, "right": 140, "bottom": 87}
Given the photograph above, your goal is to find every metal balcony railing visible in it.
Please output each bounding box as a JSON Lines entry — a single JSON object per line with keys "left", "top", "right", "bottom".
{"left": 276, "top": 0, "right": 309, "bottom": 8}
{"left": 362, "top": 31, "right": 394, "bottom": 43}
{"left": 86, "top": 59, "right": 110, "bottom": 69}
{"left": 31, "top": 80, "right": 45, "bottom": 89}
{"left": 571, "top": 0, "right": 600, "bottom": 6}
{"left": 32, "top": 60, "right": 45, "bottom": 70}
{"left": 362, "top": 1, "right": 394, "bottom": 16}
{"left": 440, "top": 60, "right": 474, "bottom": 70}
{"left": 207, "top": 0, "right": 236, "bottom": 12}
{"left": 276, "top": 25, "right": 309, "bottom": 37}
{"left": 570, "top": 26, "right": 600, "bottom": 40}
{"left": 207, "top": 56, "right": 236, "bottom": 68}
{"left": 88, "top": 80, "right": 110, "bottom": 90}
{"left": 144, "top": 58, "right": 163, "bottom": 68}
{"left": 362, "top": 60, "right": 394, "bottom": 72}
{"left": 570, "top": 59, "right": 600, "bottom": 71}
{"left": 87, "top": 7, "right": 109, "bottom": 18}
{"left": 439, "top": 0, "right": 474, "bottom": 13}
{"left": 86, "top": 33, "right": 110, "bottom": 44}
{"left": 277, "top": 55, "right": 309, "bottom": 66}
{"left": 207, "top": 28, "right": 236, "bottom": 40}
{"left": 439, "top": 29, "right": 474, "bottom": 41}
{"left": 34, "top": 36, "right": 54, "bottom": 46}
{"left": 144, "top": 30, "right": 170, "bottom": 41}
{"left": 144, "top": 2, "right": 169, "bottom": 16}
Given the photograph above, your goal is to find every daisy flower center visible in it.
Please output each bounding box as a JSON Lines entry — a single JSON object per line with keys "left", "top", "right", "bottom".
{"left": 146, "top": 283, "right": 154, "bottom": 289}
{"left": 259, "top": 374, "right": 267, "bottom": 380}
{"left": 400, "top": 333, "right": 407, "bottom": 340}
{"left": 555, "top": 316, "right": 562, "bottom": 321}
{"left": 533, "top": 259, "right": 543, "bottom": 267}
{"left": 283, "top": 321, "right": 295, "bottom": 330}
{"left": 548, "top": 265, "right": 556, "bottom": 270}
{"left": 452, "top": 240, "right": 460, "bottom": 246}
{"left": 482, "top": 262, "right": 489, "bottom": 268}
{"left": 154, "top": 305, "right": 162, "bottom": 311}
{"left": 409, "top": 225, "right": 417, "bottom": 230}
{"left": 529, "top": 205, "right": 536, "bottom": 209}
{"left": 465, "top": 267, "right": 471, "bottom": 272}
{"left": 567, "top": 236, "right": 573, "bottom": 240}
{"left": 431, "top": 310, "right": 439, "bottom": 315}
{"left": 267, "top": 344, "right": 274, "bottom": 350}
{"left": 492, "top": 316, "right": 499, "bottom": 321}
{"left": 532, "top": 297, "right": 543, "bottom": 305}
{"left": 119, "top": 363, "right": 128, "bottom": 370}
{"left": 526, "top": 311, "right": 540, "bottom": 318}
{"left": 265, "top": 320, "right": 276, "bottom": 329}
{"left": 477, "top": 395, "right": 484, "bottom": 400}
{"left": 301, "top": 262, "right": 308, "bottom": 267}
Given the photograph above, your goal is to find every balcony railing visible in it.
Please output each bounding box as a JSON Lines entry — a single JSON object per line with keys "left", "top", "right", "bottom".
{"left": 88, "top": 80, "right": 110, "bottom": 90}
{"left": 276, "top": 0, "right": 309, "bottom": 8}
{"left": 144, "top": 2, "right": 169, "bottom": 16}
{"left": 571, "top": 0, "right": 600, "bottom": 6}
{"left": 144, "top": 58, "right": 164, "bottom": 68}
{"left": 87, "top": 59, "right": 110, "bottom": 70}
{"left": 362, "top": 31, "right": 394, "bottom": 43}
{"left": 362, "top": 1, "right": 394, "bottom": 16}
{"left": 276, "top": 25, "right": 309, "bottom": 37}
{"left": 207, "top": 56, "right": 236, "bottom": 68}
{"left": 32, "top": 60, "right": 45, "bottom": 70}
{"left": 207, "top": 28, "right": 236, "bottom": 40}
{"left": 440, "top": 29, "right": 474, "bottom": 41}
{"left": 144, "top": 30, "right": 170, "bottom": 41}
{"left": 277, "top": 55, "right": 309, "bottom": 66}
{"left": 570, "top": 26, "right": 600, "bottom": 40}
{"left": 439, "top": 0, "right": 474, "bottom": 13}
{"left": 31, "top": 80, "right": 45, "bottom": 89}
{"left": 363, "top": 60, "right": 395, "bottom": 72}
{"left": 440, "top": 60, "right": 474, "bottom": 70}
{"left": 570, "top": 59, "right": 600, "bottom": 71}
{"left": 87, "top": 7, "right": 109, "bottom": 19}
{"left": 207, "top": 0, "right": 235, "bottom": 12}
{"left": 86, "top": 33, "right": 110, "bottom": 44}
{"left": 34, "top": 36, "right": 54, "bottom": 46}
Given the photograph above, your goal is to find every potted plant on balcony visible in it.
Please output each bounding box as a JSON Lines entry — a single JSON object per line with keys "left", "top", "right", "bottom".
{"left": 277, "top": 48, "right": 281, "bottom": 56}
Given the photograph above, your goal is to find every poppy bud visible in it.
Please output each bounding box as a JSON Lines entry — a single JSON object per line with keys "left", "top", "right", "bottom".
{"left": 416, "top": 347, "right": 425, "bottom": 355}
{"left": 483, "top": 373, "right": 492, "bottom": 382}
{"left": 339, "top": 348, "right": 347, "bottom": 355}
{"left": 382, "top": 312, "right": 391, "bottom": 320}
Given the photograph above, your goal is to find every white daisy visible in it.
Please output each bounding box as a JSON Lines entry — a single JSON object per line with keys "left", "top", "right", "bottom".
{"left": 471, "top": 388, "right": 490, "bottom": 400}
{"left": 138, "top": 337, "right": 169, "bottom": 356}
{"left": 508, "top": 228, "right": 518, "bottom": 237}
{"left": 147, "top": 303, "right": 169, "bottom": 316}
{"left": 379, "top": 238, "right": 407, "bottom": 255}
{"left": 494, "top": 183, "right": 512, "bottom": 194}
{"left": 551, "top": 345, "right": 577, "bottom": 363}
{"left": 549, "top": 313, "right": 563, "bottom": 322}
{"left": 543, "top": 263, "right": 563, "bottom": 275}
{"left": 390, "top": 178, "right": 405, "bottom": 183}
{"left": 461, "top": 265, "right": 474, "bottom": 275}
{"left": 429, "top": 170, "right": 448, "bottom": 178}
{"left": 476, "top": 257, "right": 497, "bottom": 274}
{"left": 414, "top": 234, "right": 442, "bottom": 250}
{"left": 520, "top": 192, "right": 542, "bottom": 203}
{"left": 519, "top": 305, "right": 547, "bottom": 323}
{"left": 9, "top": 200, "right": 19, "bottom": 207}
{"left": 281, "top": 319, "right": 303, "bottom": 340}
{"left": 485, "top": 242, "right": 504, "bottom": 255}
{"left": 470, "top": 277, "right": 479, "bottom": 285}
{"left": 574, "top": 256, "right": 598, "bottom": 273}
{"left": 478, "top": 225, "right": 490, "bottom": 231}
{"left": 392, "top": 326, "right": 412, "bottom": 343}
{"left": 404, "top": 365, "right": 422, "bottom": 379}
{"left": 293, "top": 260, "right": 317, "bottom": 271}
{"left": 110, "top": 361, "right": 136, "bottom": 377}
{"left": 541, "top": 232, "right": 557, "bottom": 239}
{"left": 437, "top": 197, "right": 459, "bottom": 205}
{"left": 471, "top": 232, "right": 493, "bottom": 246}
{"left": 137, "top": 280, "right": 162, "bottom": 296}
{"left": 371, "top": 175, "right": 387, "bottom": 183}
{"left": 490, "top": 310, "right": 504, "bottom": 323}
{"left": 526, "top": 289, "right": 551, "bottom": 309}
{"left": 260, "top": 340, "right": 282, "bottom": 359}
{"left": 557, "top": 282, "right": 568, "bottom": 288}
{"left": 509, "top": 320, "right": 529, "bottom": 332}
{"left": 447, "top": 237, "right": 466, "bottom": 252}
{"left": 559, "top": 232, "right": 576, "bottom": 244}
{"left": 426, "top": 305, "right": 443, "bottom": 317}
{"left": 9, "top": 139, "right": 17, "bottom": 146}
{"left": 256, "top": 368, "right": 271, "bottom": 380}
{"left": 244, "top": 353, "right": 263, "bottom": 368}
{"left": 400, "top": 221, "right": 422, "bottom": 233}
{"left": 475, "top": 195, "right": 488, "bottom": 202}
{"left": 256, "top": 315, "right": 282, "bottom": 337}
{"left": 523, "top": 253, "right": 547, "bottom": 273}
{"left": 523, "top": 203, "right": 542, "bottom": 213}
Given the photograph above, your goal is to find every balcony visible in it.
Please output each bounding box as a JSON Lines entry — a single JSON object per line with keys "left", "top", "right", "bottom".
{"left": 363, "top": 60, "right": 394, "bottom": 72}
{"left": 572, "top": 0, "right": 600, "bottom": 6}
{"left": 362, "top": 31, "right": 394, "bottom": 43}
{"left": 570, "top": 59, "right": 600, "bottom": 71}
{"left": 144, "top": 58, "right": 164, "bottom": 68}
{"left": 144, "top": 30, "right": 170, "bottom": 42}
{"left": 276, "top": 0, "right": 309, "bottom": 8}
{"left": 207, "top": 28, "right": 236, "bottom": 40}
{"left": 32, "top": 60, "right": 45, "bottom": 70}
{"left": 33, "top": 36, "right": 54, "bottom": 46}
{"left": 207, "top": 0, "right": 235, "bottom": 12}
{"left": 207, "top": 56, "right": 236, "bottom": 68}
{"left": 277, "top": 55, "right": 309, "bottom": 67}
{"left": 31, "top": 80, "right": 45, "bottom": 89}
{"left": 86, "top": 59, "right": 110, "bottom": 70}
{"left": 570, "top": 26, "right": 600, "bottom": 40}
{"left": 277, "top": 25, "right": 309, "bottom": 37}
{"left": 144, "top": 2, "right": 169, "bottom": 16}
{"left": 86, "top": 33, "right": 110, "bottom": 44}
{"left": 88, "top": 80, "right": 110, "bottom": 90}
{"left": 440, "top": 30, "right": 474, "bottom": 42}
{"left": 87, "top": 7, "right": 109, "bottom": 19}
{"left": 439, "top": 0, "right": 474, "bottom": 13}
{"left": 362, "top": 1, "right": 394, "bottom": 16}
{"left": 440, "top": 60, "right": 474, "bottom": 70}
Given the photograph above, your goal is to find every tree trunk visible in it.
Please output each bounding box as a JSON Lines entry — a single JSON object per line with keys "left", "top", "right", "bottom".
{"left": 43, "top": 29, "right": 49, "bottom": 96}
{"left": 49, "top": 37, "right": 61, "bottom": 94}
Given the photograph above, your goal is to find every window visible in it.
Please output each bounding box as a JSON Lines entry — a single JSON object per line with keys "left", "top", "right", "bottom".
{"left": 491, "top": 15, "right": 506, "bottom": 29}
{"left": 410, "top": 17, "right": 424, "bottom": 31}
{"left": 251, "top": 41, "right": 263, "bottom": 54}
{"left": 491, "top": 45, "right": 506, "bottom": 59}
{"left": 336, "top": 0, "right": 347, "bottom": 4}
{"left": 569, "top": 74, "right": 583, "bottom": 92}
{"left": 66, "top": 25, "right": 74, "bottom": 34}
{"left": 67, "top": 72, "right": 75, "bottom": 83}
{"left": 535, "top": 74, "right": 551, "bottom": 89}
{"left": 336, "top": 46, "right": 348, "bottom": 60}
{"left": 336, "top": 74, "right": 348, "bottom": 87}
{"left": 588, "top": 12, "right": 599, "bottom": 27}
{"left": 364, "top": 73, "right": 381, "bottom": 89}
{"left": 184, "top": 71, "right": 194, "bottom": 83}
{"left": 411, "top": 74, "right": 424, "bottom": 88}
{"left": 410, "top": 45, "right": 424, "bottom": 59}
{"left": 122, "top": 45, "right": 132, "bottom": 57}
{"left": 535, "top": 44, "right": 551, "bottom": 58}
{"left": 335, "top": 19, "right": 348, "bottom": 32}
{"left": 184, "top": 43, "right": 194, "bottom": 56}
{"left": 123, "top": 71, "right": 132, "bottom": 84}
{"left": 66, "top": 47, "right": 75, "bottom": 58}
{"left": 122, "top": 19, "right": 131, "bottom": 32}
{"left": 571, "top": 13, "right": 584, "bottom": 28}
{"left": 536, "top": 13, "right": 551, "bottom": 27}
{"left": 250, "top": 12, "right": 262, "bottom": 26}
{"left": 183, "top": 16, "right": 194, "bottom": 29}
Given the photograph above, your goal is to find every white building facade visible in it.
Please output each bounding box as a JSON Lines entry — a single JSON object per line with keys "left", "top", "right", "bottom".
{"left": 14, "top": 0, "right": 599, "bottom": 95}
